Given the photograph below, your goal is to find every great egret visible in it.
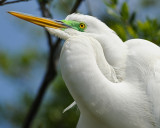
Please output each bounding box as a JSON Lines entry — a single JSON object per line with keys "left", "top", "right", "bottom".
{"left": 9, "top": 11, "right": 160, "bottom": 128}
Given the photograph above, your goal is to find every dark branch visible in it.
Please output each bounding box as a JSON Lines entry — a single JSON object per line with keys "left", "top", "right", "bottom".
{"left": 22, "top": 0, "right": 83, "bottom": 128}
{"left": 52, "top": 0, "right": 83, "bottom": 51}
{"left": 0, "top": 0, "right": 6, "bottom": 5}
{"left": 70, "top": 0, "right": 83, "bottom": 14}
{"left": 0, "top": 0, "right": 30, "bottom": 5}
{"left": 22, "top": 1, "right": 55, "bottom": 128}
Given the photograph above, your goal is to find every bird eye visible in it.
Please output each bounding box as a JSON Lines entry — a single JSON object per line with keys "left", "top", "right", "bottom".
{"left": 79, "top": 23, "right": 85, "bottom": 29}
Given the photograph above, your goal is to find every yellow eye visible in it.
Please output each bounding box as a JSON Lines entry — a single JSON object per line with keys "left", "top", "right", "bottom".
{"left": 79, "top": 23, "right": 85, "bottom": 29}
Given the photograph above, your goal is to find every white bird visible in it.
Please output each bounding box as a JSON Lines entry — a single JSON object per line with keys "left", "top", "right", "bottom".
{"left": 9, "top": 11, "right": 160, "bottom": 128}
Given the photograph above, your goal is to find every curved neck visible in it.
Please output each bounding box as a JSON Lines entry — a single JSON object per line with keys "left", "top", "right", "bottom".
{"left": 87, "top": 32, "right": 127, "bottom": 81}
{"left": 60, "top": 35, "right": 115, "bottom": 116}
{"left": 60, "top": 36, "right": 153, "bottom": 128}
{"left": 60, "top": 35, "right": 155, "bottom": 128}
{"left": 98, "top": 33, "right": 127, "bottom": 67}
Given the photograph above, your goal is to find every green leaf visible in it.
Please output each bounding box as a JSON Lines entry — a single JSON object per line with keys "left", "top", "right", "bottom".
{"left": 127, "top": 25, "right": 138, "bottom": 38}
{"left": 103, "top": 0, "right": 118, "bottom": 9}
{"left": 129, "top": 12, "right": 136, "bottom": 24}
{"left": 111, "top": 24, "right": 127, "bottom": 41}
{"left": 107, "top": 7, "right": 119, "bottom": 17}
{"left": 120, "top": 2, "right": 129, "bottom": 21}
{"left": 111, "top": 0, "right": 118, "bottom": 5}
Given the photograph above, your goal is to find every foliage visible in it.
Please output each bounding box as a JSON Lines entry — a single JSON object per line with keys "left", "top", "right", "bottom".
{"left": 0, "top": 49, "right": 45, "bottom": 77}
{"left": 32, "top": 75, "right": 79, "bottom": 128}
{"left": 104, "top": 0, "right": 160, "bottom": 45}
{"left": 0, "top": 0, "right": 160, "bottom": 128}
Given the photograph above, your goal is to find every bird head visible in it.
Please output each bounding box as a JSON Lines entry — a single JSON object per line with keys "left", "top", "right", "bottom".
{"left": 8, "top": 11, "right": 114, "bottom": 40}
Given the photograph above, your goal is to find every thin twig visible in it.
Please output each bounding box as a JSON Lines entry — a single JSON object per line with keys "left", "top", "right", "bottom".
{"left": 22, "top": 0, "right": 83, "bottom": 128}
{"left": 0, "top": 0, "right": 6, "bottom": 5}
{"left": 22, "top": 1, "right": 55, "bottom": 128}
{"left": 0, "top": 0, "right": 29, "bottom": 5}
{"left": 70, "top": 0, "right": 83, "bottom": 13}
{"left": 52, "top": 0, "right": 84, "bottom": 50}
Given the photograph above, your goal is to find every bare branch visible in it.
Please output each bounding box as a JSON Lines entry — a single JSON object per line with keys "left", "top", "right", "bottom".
{"left": 70, "top": 0, "right": 83, "bottom": 13}
{"left": 52, "top": 0, "right": 83, "bottom": 50}
{"left": 22, "top": 1, "right": 55, "bottom": 128}
{"left": 22, "top": 0, "right": 84, "bottom": 128}
{"left": 0, "top": 0, "right": 7, "bottom": 5}
{"left": 0, "top": 0, "right": 30, "bottom": 5}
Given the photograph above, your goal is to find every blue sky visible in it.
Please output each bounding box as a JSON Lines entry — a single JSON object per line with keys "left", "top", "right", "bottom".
{"left": 0, "top": 0, "right": 108, "bottom": 105}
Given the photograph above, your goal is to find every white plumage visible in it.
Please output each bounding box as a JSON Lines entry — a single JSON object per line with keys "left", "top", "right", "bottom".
{"left": 47, "top": 13, "right": 160, "bottom": 128}
{"left": 9, "top": 11, "right": 160, "bottom": 128}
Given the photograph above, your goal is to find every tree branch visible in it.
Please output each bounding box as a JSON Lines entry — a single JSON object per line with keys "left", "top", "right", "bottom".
{"left": 51, "top": 0, "right": 83, "bottom": 52}
{"left": 70, "top": 0, "right": 83, "bottom": 13}
{"left": 0, "top": 0, "right": 6, "bottom": 5}
{"left": 22, "top": 1, "right": 55, "bottom": 128}
{"left": 0, "top": 0, "right": 30, "bottom": 5}
{"left": 22, "top": 0, "right": 83, "bottom": 128}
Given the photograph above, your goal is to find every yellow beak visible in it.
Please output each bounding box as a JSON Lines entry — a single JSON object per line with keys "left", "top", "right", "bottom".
{"left": 8, "top": 11, "right": 68, "bottom": 29}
